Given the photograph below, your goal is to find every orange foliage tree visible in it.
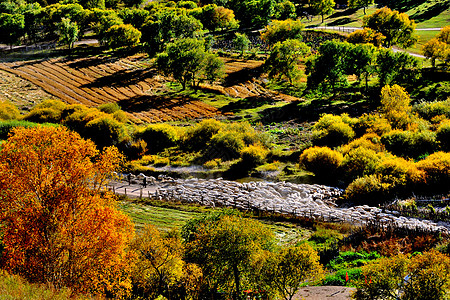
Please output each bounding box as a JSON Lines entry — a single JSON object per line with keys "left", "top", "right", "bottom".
{"left": 0, "top": 126, "right": 134, "bottom": 296}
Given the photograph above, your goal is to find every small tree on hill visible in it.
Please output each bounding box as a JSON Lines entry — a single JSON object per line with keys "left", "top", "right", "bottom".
{"left": 233, "top": 32, "right": 250, "bottom": 56}
{"left": 260, "top": 19, "right": 304, "bottom": 47}
{"left": 347, "top": 0, "right": 373, "bottom": 15}
{"left": 103, "top": 23, "right": 141, "bottom": 49}
{"left": 363, "top": 7, "right": 417, "bottom": 48}
{"left": 57, "top": 17, "right": 78, "bottom": 49}
{"left": 311, "top": 0, "right": 335, "bottom": 23}
{"left": 156, "top": 38, "right": 224, "bottom": 89}
{"left": 265, "top": 39, "right": 311, "bottom": 84}
{"left": 0, "top": 13, "right": 25, "bottom": 49}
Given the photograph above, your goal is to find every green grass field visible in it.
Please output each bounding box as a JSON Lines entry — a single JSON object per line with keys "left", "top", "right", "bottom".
{"left": 119, "top": 199, "right": 312, "bottom": 245}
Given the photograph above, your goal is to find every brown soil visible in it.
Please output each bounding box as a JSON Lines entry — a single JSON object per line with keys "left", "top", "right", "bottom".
{"left": 0, "top": 69, "right": 55, "bottom": 111}
{"left": 294, "top": 286, "right": 356, "bottom": 300}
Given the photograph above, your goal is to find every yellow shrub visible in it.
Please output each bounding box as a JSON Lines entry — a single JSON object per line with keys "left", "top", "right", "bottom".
{"left": 339, "top": 133, "right": 384, "bottom": 155}
{"left": 203, "top": 158, "right": 222, "bottom": 169}
{"left": 137, "top": 124, "right": 179, "bottom": 154}
{"left": 0, "top": 101, "right": 20, "bottom": 120}
{"left": 241, "top": 144, "right": 269, "bottom": 166}
{"left": 341, "top": 147, "right": 384, "bottom": 181}
{"left": 299, "top": 146, "right": 343, "bottom": 179}
{"left": 416, "top": 152, "right": 450, "bottom": 188}
{"left": 355, "top": 113, "right": 392, "bottom": 136}
{"left": 436, "top": 120, "right": 450, "bottom": 151}
{"left": 344, "top": 174, "right": 391, "bottom": 204}
{"left": 376, "top": 157, "right": 425, "bottom": 186}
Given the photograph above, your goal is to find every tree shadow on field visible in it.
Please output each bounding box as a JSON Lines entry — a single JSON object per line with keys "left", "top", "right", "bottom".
{"left": 81, "top": 68, "right": 158, "bottom": 88}
{"left": 118, "top": 94, "right": 191, "bottom": 112}
{"left": 65, "top": 56, "right": 119, "bottom": 69}
{"left": 410, "top": 1, "right": 450, "bottom": 22}
{"left": 327, "top": 17, "right": 355, "bottom": 26}
{"left": 376, "top": 0, "right": 428, "bottom": 11}
{"left": 328, "top": 8, "right": 358, "bottom": 19}
{"left": 223, "top": 64, "right": 265, "bottom": 87}
{"left": 221, "top": 94, "right": 277, "bottom": 113}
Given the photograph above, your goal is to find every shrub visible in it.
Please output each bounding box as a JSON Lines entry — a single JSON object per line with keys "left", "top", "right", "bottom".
{"left": 344, "top": 174, "right": 390, "bottom": 204}
{"left": 354, "top": 251, "right": 450, "bottom": 300}
{"left": 23, "top": 99, "right": 67, "bottom": 123}
{"left": 299, "top": 146, "right": 343, "bottom": 180}
{"left": 112, "top": 110, "right": 128, "bottom": 123}
{"left": 207, "top": 131, "right": 245, "bottom": 161}
{"left": 240, "top": 144, "right": 268, "bottom": 167}
{"left": 103, "top": 24, "right": 141, "bottom": 48}
{"left": 413, "top": 98, "right": 450, "bottom": 121}
{"left": 63, "top": 107, "right": 106, "bottom": 133}
{"left": 182, "top": 119, "right": 223, "bottom": 151}
{"left": 436, "top": 120, "right": 450, "bottom": 151}
{"left": 380, "top": 85, "right": 413, "bottom": 129}
{"left": 339, "top": 133, "right": 384, "bottom": 155}
{"left": 376, "top": 157, "right": 424, "bottom": 186}
{"left": 98, "top": 102, "right": 121, "bottom": 114}
{"left": 355, "top": 113, "right": 392, "bottom": 136}
{"left": 322, "top": 268, "right": 362, "bottom": 287}
{"left": 312, "top": 114, "right": 356, "bottom": 147}
{"left": 137, "top": 124, "right": 179, "bottom": 154}
{"left": 84, "top": 116, "right": 127, "bottom": 149}
{"left": 381, "top": 130, "right": 438, "bottom": 158}
{"left": 0, "top": 101, "right": 20, "bottom": 120}
{"left": 203, "top": 158, "right": 222, "bottom": 169}
{"left": 341, "top": 147, "right": 382, "bottom": 181}
{"left": 416, "top": 152, "right": 450, "bottom": 190}
{"left": 312, "top": 122, "right": 356, "bottom": 148}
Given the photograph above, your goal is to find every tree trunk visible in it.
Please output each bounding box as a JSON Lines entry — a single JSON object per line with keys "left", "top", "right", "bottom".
{"left": 233, "top": 265, "right": 240, "bottom": 300}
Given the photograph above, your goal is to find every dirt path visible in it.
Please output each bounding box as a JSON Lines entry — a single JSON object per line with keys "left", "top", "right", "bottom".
{"left": 294, "top": 286, "right": 356, "bottom": 299}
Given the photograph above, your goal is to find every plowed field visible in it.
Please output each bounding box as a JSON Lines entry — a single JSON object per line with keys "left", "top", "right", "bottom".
{"left": 0, "top": 55, "right": 219, "bottom": 123}
{"left": 0, "top": 55, "right": 299, "bottom": 123}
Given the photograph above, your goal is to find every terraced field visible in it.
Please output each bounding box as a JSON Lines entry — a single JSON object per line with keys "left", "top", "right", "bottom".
{"left": 0, "top": 55, "right": 219, "bottom": 123}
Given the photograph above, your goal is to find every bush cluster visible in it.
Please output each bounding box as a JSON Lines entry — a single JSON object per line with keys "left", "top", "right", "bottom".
{"left": 300, "top": 85, "right": 450, "bottom": 204}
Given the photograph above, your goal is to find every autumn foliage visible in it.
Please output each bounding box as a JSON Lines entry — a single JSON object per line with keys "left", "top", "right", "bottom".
{"left": 0, "top": 126, "right": 134, "bottom": 296}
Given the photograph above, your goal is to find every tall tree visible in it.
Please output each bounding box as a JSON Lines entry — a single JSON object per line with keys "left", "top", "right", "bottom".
{"left": 57, "top": 17, "right": 78, "bottom": 49}
{"left": 265, "top": 39, "right": 311, "bottom": 84}
{"left": 347, "top": 0, "right": 373, "bottom": 15}
{"left": 156, "top": 38, "right": 224, "bottom": 89}
{"left": 0, "top": 13, "right": 24, "bottom": 49}
{"left": 363, "top": 7, "right": 417, "bottom": 48}
{"left": 260, "top": 19, "right": 304, "bottom": 47}
{"left": 0, "top": 126, "right": 134, "bottom": 296}
{"left": 311, "top": 0, "right": 335, "bottom": 23}
{"left": 182, "top": 211, "right": 275, "bottom": 300}
{"left": 262, "top": 244, "right": 325, "bottom": 300}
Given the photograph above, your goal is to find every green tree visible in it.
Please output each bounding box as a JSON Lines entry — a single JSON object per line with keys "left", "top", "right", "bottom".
{"left": 273, "top": 0, "right": 296, "bottom": 20}
{"left": 376, "top": 48, "right": 419, "bottom": 87}
{"left": 311, "top": 0, "right": 335, "bottom": 23}
{"left": 156, "top": 38, "right": 224, "bottom": 89}
{"left": 363, "top": 7, "right": 417, "bottom": 48}
{"left": 91, "top": 8, "right": 123, "bottom": 45}
{"left": 233, "top": 32, "right": 250, "bottom": 56}
{"left": 260, "top": 19, "right": 304, "bottom": 46}
{"left": 0, "top": 13, "right": 24, "bottom": 49}
{"left": 265, "top": 39, "right": 311, "bottom": 84}
{"left": 57, "top": 17, "right": 78, "bottom": 49}
{"left": 182, "top": 211, "right": 275, "bottom": 300}
{"left": 347, "top": 0, "right": 373, "bottom": 15}
{"left": 141, "top": 9, "right": 202, "bottom": 54}
{"left": 224, "top": 0, "right": 275, "bottom": 28}
{"left": 262, "top": 244, "right": 325, "bottom": 300}
{"left": 306, "top": 40, "right": 351, "bottom": 92}
{"left": 346, "top": 43, "right": 377, "bottom": 91}
{"left": 103, "top": 23, "right": 141, "bottom": 49}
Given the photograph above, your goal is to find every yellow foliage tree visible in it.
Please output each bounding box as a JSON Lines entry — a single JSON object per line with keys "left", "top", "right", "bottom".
{"left": 380, "top": 84, "right": 413, "bottom": 129}
{"left": 130, "top": 225, "right": 185, "bottom": 299}
{"left": 0, "top": 126, "right": 134, "bottom": 296}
